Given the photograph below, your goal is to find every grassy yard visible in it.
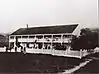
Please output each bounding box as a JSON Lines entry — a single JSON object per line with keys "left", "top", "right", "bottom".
{"left": 0, "top": 52, "right": 84, "bottom": 73}
{"left": 74, "top": 52, "right": 99, "bottom": 73}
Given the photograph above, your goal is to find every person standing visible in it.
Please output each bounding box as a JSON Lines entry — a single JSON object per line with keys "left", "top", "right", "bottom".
{"left": 15, "top": 47, "right": 17, "bottom": 52}
{"left": 23, "top": 46, "right": 26, "bottom": 54}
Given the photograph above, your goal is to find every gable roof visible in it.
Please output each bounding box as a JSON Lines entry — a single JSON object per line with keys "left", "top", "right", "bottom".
{"left": 11, "top": 24, "right": 78, "bottom": 35}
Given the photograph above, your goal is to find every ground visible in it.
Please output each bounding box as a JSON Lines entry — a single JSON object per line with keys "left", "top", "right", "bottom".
{"left": 0, "top": 52, "right": 99, "bottom": 73}
{"left": 0, "top": 52, "right": 84, "bottom": 73}
{"left": 74, "top": 52, "right": 99, "bottom": 73}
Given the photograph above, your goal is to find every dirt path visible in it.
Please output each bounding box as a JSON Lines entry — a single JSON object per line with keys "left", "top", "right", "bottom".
{"left": 60, "top": 59, "right": 92, "bottom": 74}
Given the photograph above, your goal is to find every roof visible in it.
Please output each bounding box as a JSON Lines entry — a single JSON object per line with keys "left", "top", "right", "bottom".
{"left": 11, "top": 24, "right": 78, "bottom": 35}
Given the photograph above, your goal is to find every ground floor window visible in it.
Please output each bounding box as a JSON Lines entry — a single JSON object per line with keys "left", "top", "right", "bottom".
{"left": 53, "top": 43, "right": 69, "bottom": 50}
{"left": 10, "top": 42, "right": 14, "bottom": 48}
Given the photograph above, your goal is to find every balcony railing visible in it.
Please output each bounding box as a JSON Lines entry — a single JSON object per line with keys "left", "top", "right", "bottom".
{"left": 9, "top": 39, "right": 15, "bottom": 42}
{"left": 10, "top": 37, "right": 71, "bottom": 43}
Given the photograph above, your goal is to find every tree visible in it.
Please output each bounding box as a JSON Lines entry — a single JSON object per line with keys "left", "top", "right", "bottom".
{"left": 71, "top": 28, "right": 99, "bottom": 51}
{"left": 71, "top": 35, "right": 80, "bottom": 50}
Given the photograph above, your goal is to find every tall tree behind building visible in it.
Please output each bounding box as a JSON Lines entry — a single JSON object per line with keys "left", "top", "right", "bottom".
{"left": 71, "top": 28, "right": 99, "bottom": 50}
{"left": 0, "top": 33, "right": 9, "bottom": 47}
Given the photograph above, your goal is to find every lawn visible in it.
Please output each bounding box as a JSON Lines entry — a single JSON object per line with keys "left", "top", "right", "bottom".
{"left": 0, "top": 52, "right": 84, "bottom": 73}
{"left": 74, "top": 52, "right": 99, "bottom": 73}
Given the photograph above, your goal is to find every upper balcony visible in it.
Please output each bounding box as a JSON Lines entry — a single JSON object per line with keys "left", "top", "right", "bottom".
{"left": 9, "top": 34, "right": 72, "bottom": 43}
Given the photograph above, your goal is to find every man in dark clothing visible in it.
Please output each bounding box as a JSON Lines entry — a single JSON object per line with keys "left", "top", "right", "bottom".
{"left": 23, "top": 47, "right": 26, "bottom": 54}
{"left": 15, "top": 47, "right": 17, "bottom": 52}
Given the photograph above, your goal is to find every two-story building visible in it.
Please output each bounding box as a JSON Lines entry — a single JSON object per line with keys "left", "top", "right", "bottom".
{"left": 9, "top": 24, "right": 78, "bottom": 51}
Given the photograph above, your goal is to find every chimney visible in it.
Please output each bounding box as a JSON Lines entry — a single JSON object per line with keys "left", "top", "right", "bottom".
{"left": 27, "top": 24, "right": 28, "bottom": 28}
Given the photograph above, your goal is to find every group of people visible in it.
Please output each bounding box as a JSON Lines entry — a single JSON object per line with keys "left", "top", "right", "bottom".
{"left": 5, "top": 45, "right": 26, "bottom": 54}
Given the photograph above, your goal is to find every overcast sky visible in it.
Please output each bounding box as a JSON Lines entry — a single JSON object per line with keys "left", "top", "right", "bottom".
{"left": 0, "top": 0, "right": 98, "bottom": 33}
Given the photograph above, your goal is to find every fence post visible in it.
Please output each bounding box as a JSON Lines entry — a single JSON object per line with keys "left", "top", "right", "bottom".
{"left": 80, "top": 49, "right": 82, "bottom": 57}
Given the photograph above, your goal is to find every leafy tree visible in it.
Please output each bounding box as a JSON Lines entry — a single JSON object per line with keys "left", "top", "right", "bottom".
{"left": 71, "top": 28, "right": 99, "bottom": 51}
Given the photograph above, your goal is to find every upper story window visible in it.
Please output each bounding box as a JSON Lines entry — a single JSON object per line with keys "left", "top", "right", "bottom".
{"left": 63, "top": 35, "right": 70, "bottom": 38}
{"left": 53, "top": 35, "right": 61, "bottom": 38}
{"left": 36, "top": 36, "right": 43, "bottom": 39}
{"left": 10, "top": 36, "right": 14, "bottom": 39}
{"left": 16, "top": 36, "right": 21, "bottom": 38}
{"left": 29, "top": 36, "right": 35, "bottom": 38}
{"left": 22, "top": 36, "right": 28, "bottom": 38}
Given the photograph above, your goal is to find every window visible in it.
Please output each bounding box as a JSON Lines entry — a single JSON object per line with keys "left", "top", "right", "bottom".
{"left": 64, "top": 35, "right": 70, "bottom": 38}
{"left": 16, "top": 36, "right": 21, "bottom": 38}
{"left": 53, "top": 35, "right": 61, "bottom": 37}
{"left": 22, "top": 36, "right": 28, "bottom": 38}
{"left": 29, "top": 36, "right": 35, "bottom": 38}
{"left": 10, "top": 42, "right": 14, "bottom": 48}
{"left": 36, "top": 36, "right": 43, "bottom": 39}
{"left": 10, "top": 36, "right": 14, "bottom": 39}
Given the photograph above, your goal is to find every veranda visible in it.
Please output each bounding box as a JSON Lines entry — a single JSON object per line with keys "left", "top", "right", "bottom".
{"left": 9, "top": 34, "right": 90, "bottom": 59}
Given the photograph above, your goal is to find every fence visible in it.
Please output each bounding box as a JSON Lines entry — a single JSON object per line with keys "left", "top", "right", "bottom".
{"left": 0, "top": 47, "right": 90, "bottom": 59}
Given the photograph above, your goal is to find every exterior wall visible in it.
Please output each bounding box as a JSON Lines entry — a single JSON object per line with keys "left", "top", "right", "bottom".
{"left": 9, "top": 33, "right": 73, "bottom": 50}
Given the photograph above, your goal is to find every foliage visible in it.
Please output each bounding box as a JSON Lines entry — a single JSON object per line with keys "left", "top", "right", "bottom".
{"left": 71, "top": 28, "right": 99, "bottom": 50}
{"left": 0, "top": 34, "right": 9, "bottom": 47}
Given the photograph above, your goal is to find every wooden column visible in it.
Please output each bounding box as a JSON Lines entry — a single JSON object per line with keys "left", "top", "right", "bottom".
{"left": 14, "top": 36, "right": 16, "bottom": 48}
{"left": 34, "top": 35, "right": 36, "bottom": 41}
{"left": 34, "top": 35, "right": 37, "bottom": 49}
{"left": 20, "top": 36, "right": 22, "bottom": 44}
{"left": 51, "top": 35, "right": 53, "bottom": 50}
{"left": 80, "top": 49, "right": 83, "bottom": 57}
{"left": 42, "top": 35, "right": 44, "bottom": 49}
{"left": 27, "top": 35, "right": 29, "bottom": 42}
{"left": 9, "top": 36, "right": 10, "bottom": 48}
{"left": 61, "top": 34, "right": 63, "bottom": 45}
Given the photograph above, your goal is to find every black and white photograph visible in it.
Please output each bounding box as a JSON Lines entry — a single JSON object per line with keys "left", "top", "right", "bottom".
{"left": 0, "top": 0, "right": 98, "bottom": 73}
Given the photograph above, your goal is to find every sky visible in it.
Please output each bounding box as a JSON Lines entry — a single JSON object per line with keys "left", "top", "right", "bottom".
{"left": 0, "top": 0, "right": 98, "bottom": 33}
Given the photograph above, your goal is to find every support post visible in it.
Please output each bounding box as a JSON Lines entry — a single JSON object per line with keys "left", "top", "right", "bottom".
{"left": 80, "top": 49, "right": 83, "bottom": 57}
{"left": 61, "top": 34, "right": 63, "bottom": 45}
{"left": 41, "top": 35, "right": 44, "bottom": 53}
{"left": 42, "top": 35, "right": 44, "bottom": 49}
{"left": 9, "top": 36, "right": 10, "bottom": 48}
{"left": 14, "top": 36, "right": 16, "bottom": 48}
{"left": 27, "top": 35, "right": 29, "bottom": 42}
{"left": 20, "top": 36, "right": 22, "bottom": 44}
{"left": 51, "top": 35, "right": 53, "bottom": 50}
{"left": 51, "top": 35, "right": 53, "bottom": 54}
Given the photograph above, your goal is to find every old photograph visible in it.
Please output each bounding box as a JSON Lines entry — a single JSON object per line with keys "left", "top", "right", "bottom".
{"left": 0, "top": 0, "right": 98, "bottom": 73}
